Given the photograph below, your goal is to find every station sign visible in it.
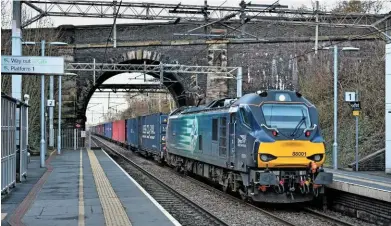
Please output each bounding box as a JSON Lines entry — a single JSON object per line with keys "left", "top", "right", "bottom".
{"left": 345, "top": 92, "right": 356, "bottom": 102}
{"left": 47, "top": 99, "right": 55, "bottom": 107}
{"left": 81, "top": 131, "right": 86, "bottom": 138}
{"left": 1, "top": 56, "right": 64, "bottom": 74}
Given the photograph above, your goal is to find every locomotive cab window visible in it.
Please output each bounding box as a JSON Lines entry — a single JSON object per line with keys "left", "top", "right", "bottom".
{"left": 261, "top": 104, "right": 311, "bottom": 129}
{"left": 239, "top": 107, "right": 251, "bottom": 127}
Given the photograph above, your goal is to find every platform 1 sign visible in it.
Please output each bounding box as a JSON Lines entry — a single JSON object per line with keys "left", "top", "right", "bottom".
{"left": 1, "top": 56, "right": 64, "bottom": 74}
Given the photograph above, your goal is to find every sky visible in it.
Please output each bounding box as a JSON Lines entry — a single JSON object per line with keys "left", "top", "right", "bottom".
{"left": 87, "top": 73, "right": 160, "bottom": 125}
{"left": 5, "top": 0, "right": 389, "bottom": 124}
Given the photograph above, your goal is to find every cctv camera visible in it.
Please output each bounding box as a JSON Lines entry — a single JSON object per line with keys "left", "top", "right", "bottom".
{"left": 24, "top": 94, "right": 30, "bottom": 101}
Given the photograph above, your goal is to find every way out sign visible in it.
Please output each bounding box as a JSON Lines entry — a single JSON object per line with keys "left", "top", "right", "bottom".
{"left": 1, "top": 56, "right": 64, "bottom": 75}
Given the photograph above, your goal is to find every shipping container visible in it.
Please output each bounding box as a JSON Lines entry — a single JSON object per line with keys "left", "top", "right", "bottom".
{"left": 99, "top": 124, "right": 105, "bottom": 136}
{"left": 126, "top": 118, "right": 139, "bottom": 148}
{"left": 104, "top": 122, "right": 112, "bottom": 139}
{"left": 112, "top": 120, "right": 125, "bottom": 143}
{"left": 139, "top": 113, "right": 168, "bottom": 156}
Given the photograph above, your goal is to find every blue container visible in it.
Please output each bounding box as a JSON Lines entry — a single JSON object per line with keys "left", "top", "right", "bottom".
{"left": 139, "top": 113, "right": 167, "bottom": 156}
{"left": 104, "top": 122, "right": 112, "bottom": 139}
{"left": 126, "top": 118, "right": 139, "bottom": 148}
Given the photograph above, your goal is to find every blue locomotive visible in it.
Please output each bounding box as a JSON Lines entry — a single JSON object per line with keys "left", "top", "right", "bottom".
{"left": 92, "top": 90, "right": 332, "bottom": 203}
{"left": 165, "top": 90, "right": 332, "bottom": 202}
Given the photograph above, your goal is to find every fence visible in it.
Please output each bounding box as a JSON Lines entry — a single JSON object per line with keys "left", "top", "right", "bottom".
{"left": 54, "top": 128, "right": 85, "bottom": 150}
{"left": 1, "top": 94, "right": 17, "bottom": 194}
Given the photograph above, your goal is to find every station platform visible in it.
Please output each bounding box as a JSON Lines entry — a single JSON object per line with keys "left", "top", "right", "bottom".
{"left": 325, "top": 168, "right": 391, "bottom": 203}
{"left": 2, "top": 149, "right": 180, "bottom": 226}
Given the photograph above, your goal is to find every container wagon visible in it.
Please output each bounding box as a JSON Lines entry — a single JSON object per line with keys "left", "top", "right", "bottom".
{"left": 126, "top": 117, "right": 139, "bottom": 150}
{"left": 104, "top": 122, "right": 112, "bottom": 140}
{"left": 138, "top": 113, "right": 167, "bottom": 161}
{"left": 112, "top": 120, "right": 126, "bottom": 144}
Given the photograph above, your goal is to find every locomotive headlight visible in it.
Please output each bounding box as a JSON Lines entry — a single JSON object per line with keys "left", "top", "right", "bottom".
{"left": 261, "top": 154, "right": 268, "bottom": 162}
{"left": 278, "top": 94, "right": 286, "bottom": 101}
{"left": 314, "top": 154, "right": 321, "bottom": 161}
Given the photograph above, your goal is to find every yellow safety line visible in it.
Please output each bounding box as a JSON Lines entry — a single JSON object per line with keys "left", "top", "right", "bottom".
{"left": 78, "top": 149, "right": 85, "bottom": 226}
{"left": 87, "top": 149, "right": 132, "bottom": 226}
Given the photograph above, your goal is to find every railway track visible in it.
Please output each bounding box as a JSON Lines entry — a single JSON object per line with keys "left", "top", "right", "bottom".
{"left": 181, "top": 172, "right": 356, "bottom": 226}
{"left": 92, "top": 137, "right": 229, "bottom": 226}
{"left": 302, "top": 208, "right": 357, "bottom": 226}
{"left": 93, "top": 136, "right": 360, "bottom": 226}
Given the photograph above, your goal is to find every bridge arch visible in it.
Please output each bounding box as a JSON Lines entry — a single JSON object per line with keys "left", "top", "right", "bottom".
{"left": 80, "top": 50, "right": 189, "bottom": 126}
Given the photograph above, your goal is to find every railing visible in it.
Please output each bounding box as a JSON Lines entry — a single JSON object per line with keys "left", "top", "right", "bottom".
{"left": 53, "top": 128, "right": 85, "bottom": 150}
{"left": 1, "top": 93, "right": 30, "bottom": 195}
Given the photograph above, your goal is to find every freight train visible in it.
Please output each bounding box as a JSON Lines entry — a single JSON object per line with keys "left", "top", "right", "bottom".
{"left": 91, "top": 90, "right": 333, "bottom": 203}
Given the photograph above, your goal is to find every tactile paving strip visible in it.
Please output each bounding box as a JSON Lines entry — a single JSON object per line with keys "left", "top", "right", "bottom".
{"left": 87, "top": 149, "right": 132, "bottom": 226}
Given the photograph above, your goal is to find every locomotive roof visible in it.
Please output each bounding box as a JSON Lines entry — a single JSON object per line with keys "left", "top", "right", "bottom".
{"left": 232, "top": 90, "right": 310, "bottom": 106}
{"left": 170, "top": 90, "right": 311, "bottom": 116}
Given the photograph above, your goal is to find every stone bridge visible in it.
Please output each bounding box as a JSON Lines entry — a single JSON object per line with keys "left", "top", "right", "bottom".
{"left": 2, "top": 21, "right": 383, "bottom": 128}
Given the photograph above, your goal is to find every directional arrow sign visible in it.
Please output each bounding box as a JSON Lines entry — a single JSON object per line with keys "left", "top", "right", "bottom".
{"left": 1, "top": 56, "right": 64, "bottom": 75}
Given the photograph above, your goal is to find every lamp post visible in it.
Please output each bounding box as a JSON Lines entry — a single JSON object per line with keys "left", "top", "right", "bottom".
{"left": 47, "top": 42, "right": 68, "bottom": 151}
{"left": 318, "top": 45, "right": 360, "bottom": 170}
{"left": 21, "top": 40, "right": 68, "bottom": 166}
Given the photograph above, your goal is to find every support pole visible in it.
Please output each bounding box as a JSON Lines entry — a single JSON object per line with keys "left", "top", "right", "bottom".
{"left": 12, "top": 0, "right": 22, "bottom": 150}
{"left": 355, "top": 115, "right": 359, "bottom": 171}
{"left": 315, "top": 1, "right": 319, "bottom": 54}
{"left": 74, "top": 129, "right": 77, "bottom": 151}
{"left": 49, "top": 73, "right": 54, "bottom": 148}
{"left": 12, "top": 0, "right": 22, "bottom": 100}
{"left": 236, "top": 67, "right": 243, "bottom": 98}
{"left": 24, "top": 95, "right": 29, "bottom": 150}
{"left": 40, "top": 40, "right": 46, "bottom": 168}
{"left": 88, "top": 130, "right": 91, "bottom": 150}
{"left": 113, "top": 1, "right": 117, "bottom": 48}
{"left": 355, "top": 90, "right": 359, "bottom": 171}
{"left": 333, "top": 45, "right": 338, "bottom": 170}
{"left": 93, "top": 58, "right": 96, "bottom": 86}
{"left": 58, "top": 75, "right": 62, "bottom": 155}
{"left": 239, "top": 0, "right": 246, "bottom": 38}
{"left": 386, "top": 43, "right": 391, "bottom": 174}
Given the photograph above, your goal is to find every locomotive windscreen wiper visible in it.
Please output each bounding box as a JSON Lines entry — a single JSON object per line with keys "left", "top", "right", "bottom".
{"left": 290, "top": 110, "right": 306, "bottom": 137}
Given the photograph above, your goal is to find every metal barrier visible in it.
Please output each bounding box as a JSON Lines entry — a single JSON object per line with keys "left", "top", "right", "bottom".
{"left": 17, "top": 102, "right": 28, "bottom": 182}
{"left": 1, "top": 94, "right": 17, "bottom": 194}
{"left": 54, "top": 128, "right": 85, "bottom": 150}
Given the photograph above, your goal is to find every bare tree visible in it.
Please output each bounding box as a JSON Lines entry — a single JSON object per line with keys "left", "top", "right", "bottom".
{"left": 1, "top": 0, "right": 60, "bottom": 150}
